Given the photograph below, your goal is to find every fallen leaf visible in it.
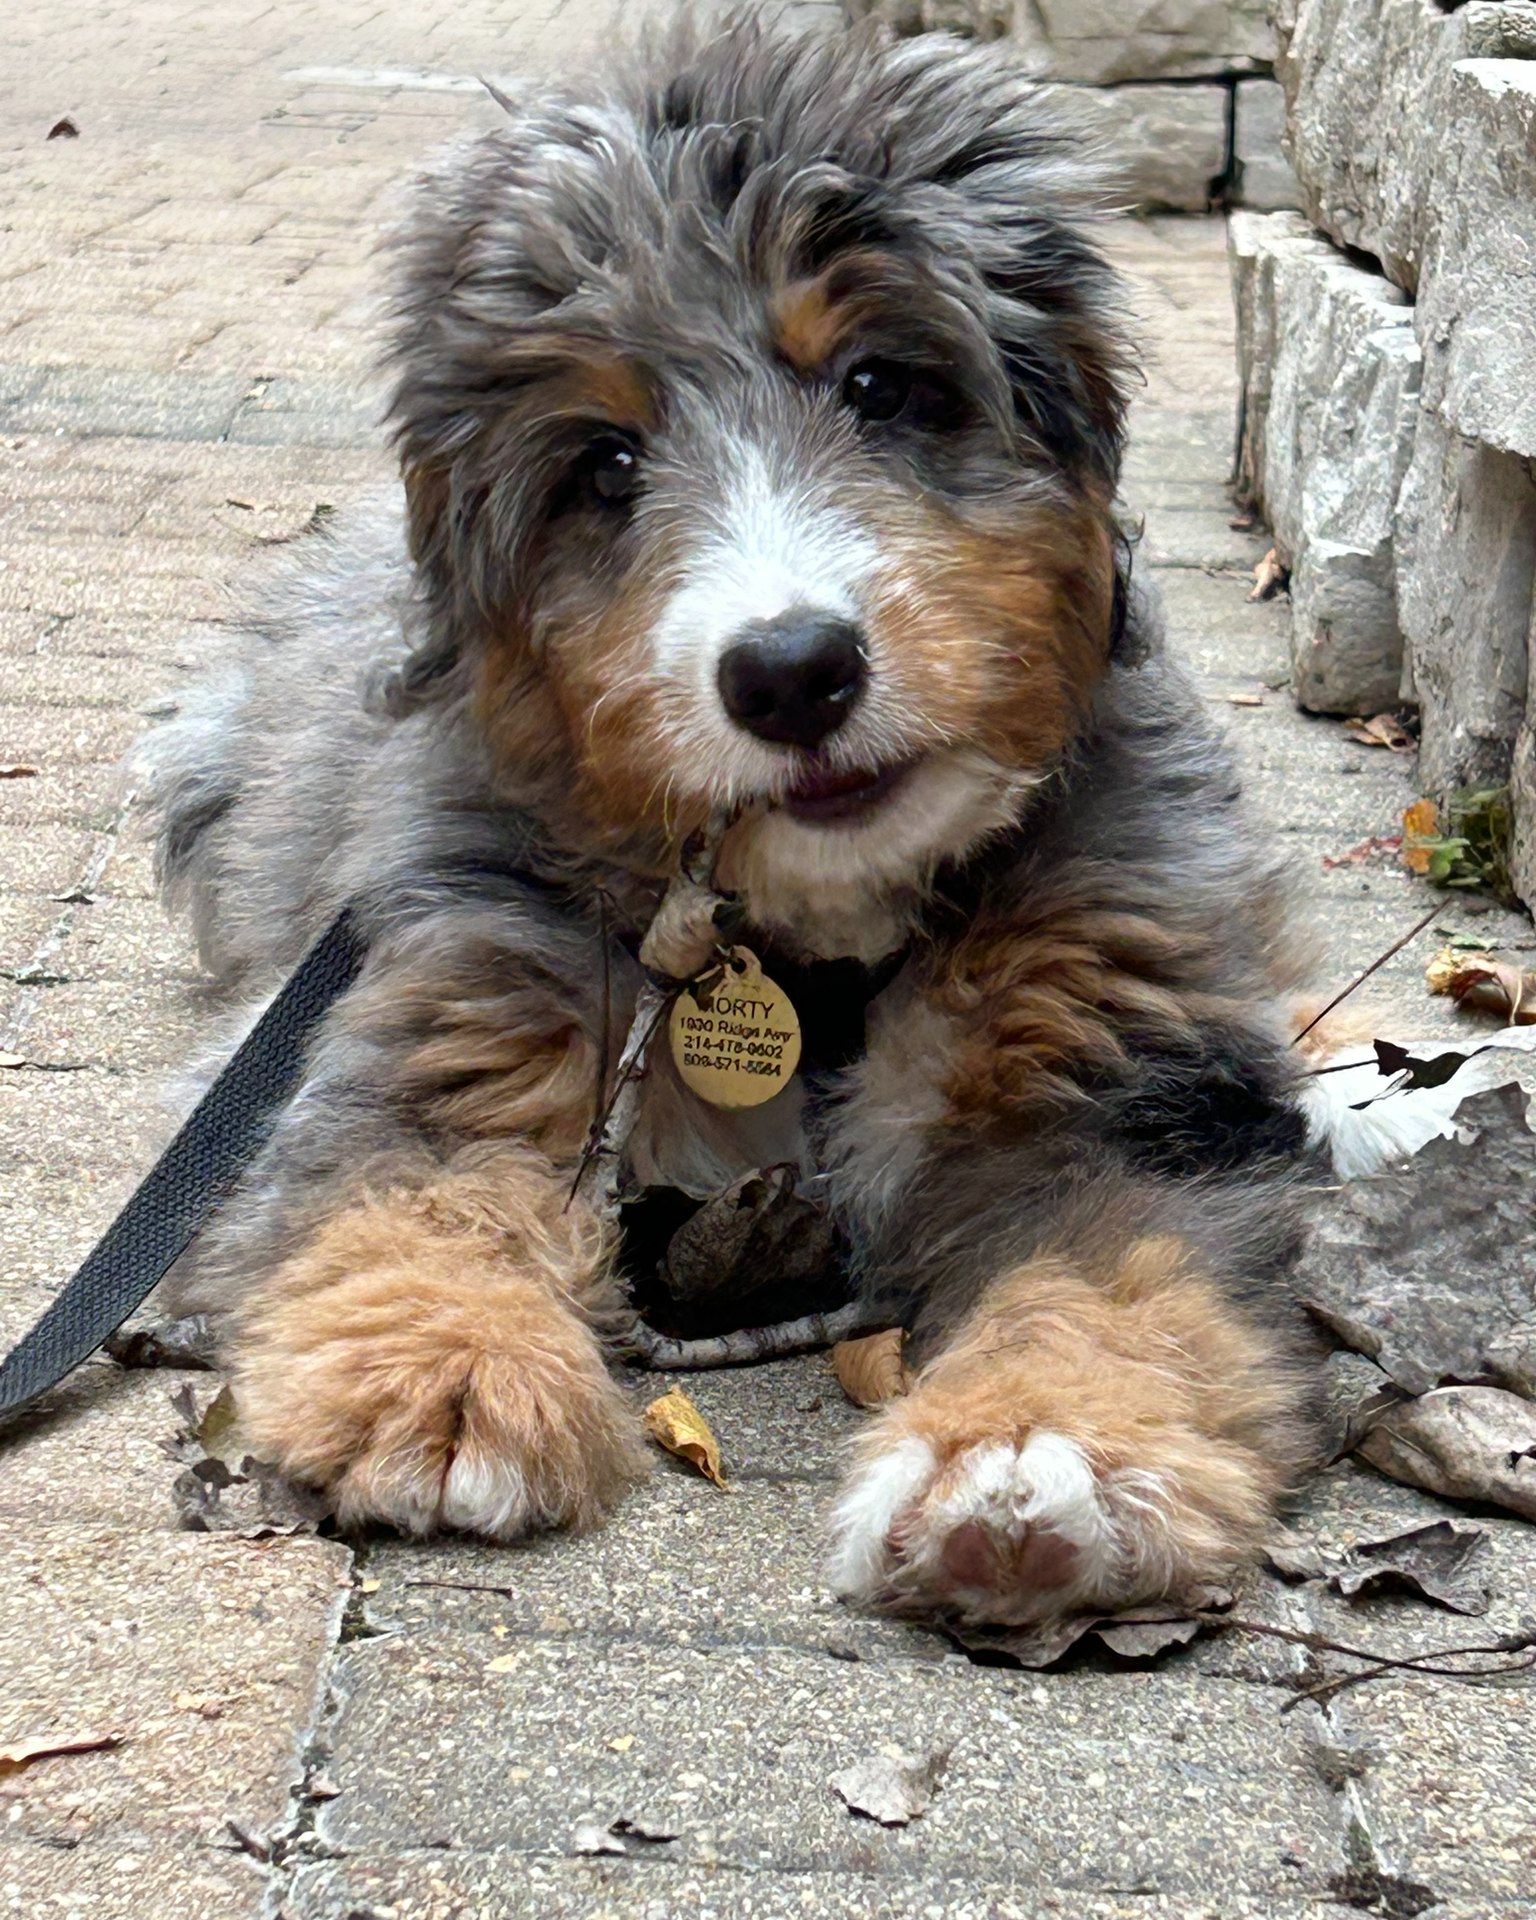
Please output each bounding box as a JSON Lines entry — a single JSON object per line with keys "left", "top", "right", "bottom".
{"left": 1322, "top": 833, "right": 1402, "bottom": 870}
{"left": 1436, "top": 928, "right": 1499, "bottom": 952}
{"left": 944, "top": 1587, "right": 1235, "bottom": 1670}
{"left": 1345, "top": 713, "right": 1413, "bottom": 752}
{"left": 1425, "top": 948, "right": 1536, "bottom": 1023}
{"left": 1401, "top": 797, "right": 1441, "bottom": 876}
{"left": 0, "top": 1052, "right": 25, "bottom": 1069}
{"left": 164, "top": 1384, "right": 333, "bottom": 1535}
{"left": 1318, "top": 1350, "right": 1405, "bottom": 1464}
{"left": 571, "top": 1815, "right": 628, "bottom": 1857}
{"left": 831, "top": 1329, "right": 909, "bottom": 1408}
{"left": 607, "top": 1733, "right": 635, "bottom": 1753}
{"left": 829, "top": 1745, "right": 949, "bottom": 1826}
{"left": 656, "top": 1163, "right": 840, "bottom": 1326}
{"left": 643, "top": 1388, "right": 727, "bottom": 1488}
{"left": 106, "top": 1313, "right": 217, "bottom": 1371}
{"left": 46, "top": 117, "right": 79, "bottom": 140}
{"left": 0, "top": 1730, "right": 123, "bottom": 1777}
{"left": 1267, "top": 1520, "right": 1491, "bottom": 1615}
{"left": 484, "top": 1653, "right": 520, "bottom": 1674}
{"left": 1227, "top": 691, "right": 1265, "bottom": 707}
{"left": 1295, "top": 1084, "right": 1536, "bottom": 1398}
{"left": 0, "top": 765, "right": 39, "bottom": 780}
{"left": 1356, "top": 1387, "right": 1536, "bottom": 1521}
{"left": 1248, "top": 547, "right": 1289, "bottom": 601}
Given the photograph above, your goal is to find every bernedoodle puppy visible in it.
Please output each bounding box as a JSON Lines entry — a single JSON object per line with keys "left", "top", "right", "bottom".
{"left": 140, "top": 11, "right": 1351, "bottom": 1625}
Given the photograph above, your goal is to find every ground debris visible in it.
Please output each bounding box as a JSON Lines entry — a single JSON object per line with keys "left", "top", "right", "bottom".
{"left": 945, "top": 1586, "right": 1235, "bottom": 1670}
{"left": 1426, "top": 946, "right": 1536, "bottom": 1023}
{"left": 1356, "top": 1387, "right": 1536, "bottom": 1521}
{"left": 1344, "top": 712, "right": 1413, "bottom": 752}
{"left": 164, "top": 1384, "right": 332, "bottom": 1535}
{"left": 571, "top": 1812, "right": 677, "bottom": 1856}
{"left": 0, "top": 1730, "right": 124, "bottom": 1777}
{"left": 1266, "top": 1519, "right": 1492, "bottom": 1615}
{"left": 829, "top": 1744, "right": 950, "bottom": 1826}
{"left": 642, "top": 1387, "right": 728, "bottom": 1488}
{"left": 1296, "top": 1084, "right": 1536, "bottom": 1401}
{"left": 106, "top": 1313, "right": 217, "bottom": 1371}
{"left": 1248, "top": 546, "right": 1289, "bottom": 601}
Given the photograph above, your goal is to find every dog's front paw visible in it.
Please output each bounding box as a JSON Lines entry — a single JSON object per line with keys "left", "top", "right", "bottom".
{"left": 231, "top": 1267, "right": 648, "bottom": 1540}
{"left": 827, "top": 1374, "right": 1274, "bottom": 1626}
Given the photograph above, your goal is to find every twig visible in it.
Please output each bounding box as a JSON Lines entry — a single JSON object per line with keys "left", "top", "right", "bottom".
{"left": 1199, "top": 1612, "right": 1536, "bottom": 1712}
{"left": 617, "top": 1299, "right": 895, "bottom": 1370}
{"left": 1291, "top": 905, "right": 1440, "bottom": 1047}
{"left": 403, "top": 1577, "right": 517, "bottom": 1600}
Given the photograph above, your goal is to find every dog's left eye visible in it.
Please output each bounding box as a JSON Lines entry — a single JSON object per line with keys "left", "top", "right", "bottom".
{"left": 842, "top": 360, "right": 912, "bottom": 424}
{"left": 579, "top": 435, "right": 643, "bottom": 508}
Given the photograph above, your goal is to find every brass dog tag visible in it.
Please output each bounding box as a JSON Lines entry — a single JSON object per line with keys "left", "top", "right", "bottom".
{"left": 669, "top": 947, "right": 802, "bottom": 1108}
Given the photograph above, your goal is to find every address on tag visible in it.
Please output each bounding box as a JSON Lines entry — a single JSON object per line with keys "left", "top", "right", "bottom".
{"left": 668, "top": 946, "right": 801, "bottom": 1109}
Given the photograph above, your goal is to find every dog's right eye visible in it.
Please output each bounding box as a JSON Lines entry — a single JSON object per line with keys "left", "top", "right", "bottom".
{"left": 579, "top": 435, "right": 643, "bottom": 509}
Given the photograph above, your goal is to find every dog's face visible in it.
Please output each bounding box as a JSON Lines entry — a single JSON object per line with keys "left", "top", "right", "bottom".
{"left": 390, "top": 20, "right": 1133, "bottom": 951}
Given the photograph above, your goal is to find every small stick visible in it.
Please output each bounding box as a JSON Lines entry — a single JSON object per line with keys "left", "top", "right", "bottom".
{"left": 617, "top": 1299, "right": 896, "bottom": 1371}
{"left": 1291, "top": 904, "right": 1440, "bottom": 1046}
{"left": 1198, "top": 1613, "right": 1536, "bottom": 1712}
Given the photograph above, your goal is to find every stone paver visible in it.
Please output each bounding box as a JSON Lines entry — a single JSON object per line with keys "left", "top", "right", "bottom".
{"left": 3, "top": 7, "right": 1534, "bottom": 1919}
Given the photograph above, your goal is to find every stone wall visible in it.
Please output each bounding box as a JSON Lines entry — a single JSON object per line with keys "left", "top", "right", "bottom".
{"left": 844, "top": 1, "right": 1300, "bottom": 212}
{"left": 1231, "top": 1, "right": 1536, "bottom": 910}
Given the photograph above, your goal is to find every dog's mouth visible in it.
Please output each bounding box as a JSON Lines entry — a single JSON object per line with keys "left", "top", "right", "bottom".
{"left": 779, "top": 756, "right": 918, "bottom": 825}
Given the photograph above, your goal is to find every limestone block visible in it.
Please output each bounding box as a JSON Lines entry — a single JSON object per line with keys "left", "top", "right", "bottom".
{"left": 1072, "top": 82, "right": 1229, "bottom": 212}
{"left": 846, "top": 0, "right": 1273, "bottom": 79}
{"left": 1396, "top": 410, "right": 1536, "bottom": 794}
{"left": 1229, "top": 213, "right": 1420, "bottom": 714}
{"left": 1232, "top": 78, "right": 1300, "bottom": 210}
{"left": 1275, "top": 0, "right": 1536, "bottom": 294}
{"left": 1512, "top": 681, "right": 1536, "bottom": 909}
{"left": 1415, "top": 59, "right": 1536, "bottom": 462}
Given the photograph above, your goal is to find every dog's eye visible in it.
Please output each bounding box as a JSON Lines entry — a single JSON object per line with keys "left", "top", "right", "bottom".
{"left": 842, "top": 360, "right": 911, "bottom": 424}
{"left": 580, "top": 435, "right": 642, "bottom": 508}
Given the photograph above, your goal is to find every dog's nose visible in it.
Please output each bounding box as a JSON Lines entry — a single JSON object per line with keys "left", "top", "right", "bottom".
{"left": 716, "top": 611, "right": 867, "bottom": 750}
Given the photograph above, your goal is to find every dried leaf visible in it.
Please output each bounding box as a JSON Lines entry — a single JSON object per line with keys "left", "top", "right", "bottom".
{"left": 1401, "top": 797, "right": 1441, "bottom": 876}
{"left": 571, "top": 1813, "right": 677, "bottom": 1855}
{"left": 831, "top": 1329, "right": 909, "bottom": 1408}
{"left": 830, "top": 1745, "right": 949, "bottom": 1826}
{"left": 0, "top": 765, "right": 39, "bottom": 780}
{"left": 658, "top": 1163, "right": 838, "bottom": 1318}
{"left": 1295, "top": 1084, "right": 1536, "bottom": 1397}
{"left": 1344, "top": 713, "right": 1413, "bottom": 752}
{"left": 46, "top": 117, "right": 79, "bottom": 140}
{"left": 1248, "top": 547, "right": 1289, "bottom": 601}
{"left": 1357, "top": 1387, "right": 1536, "bottom": 1521}
{"left": 945, "top": 1587, "right": 1235, "bottom": 1670}
{"left": 642, "top": 1388, "right": 727, "bottom": 1487}
{"left": 106, "top": 1313, "right": 217, "bottom": 1371}
{"left": 1425, "top": 948, "right": 1536, "bottom": 1023}
{"left": 1267, "top": 1520, "right": 1491, "bottom": 1615}
{"left": 164, "top": 1385, "right": 333, "bottom": 1535}
{"left": 484, "top": 1653, "right": 519, "bottom": 1674}
{"left": 1322, "top": 833, "right": 1402, "bottom": 870}
{"left": 0, "top": 1730, "right": 123, "bottom": 1776}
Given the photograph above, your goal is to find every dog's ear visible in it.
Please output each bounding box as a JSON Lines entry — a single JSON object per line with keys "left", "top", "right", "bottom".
{"left": 867, "top": 41, "right": 1137, "bottom": 488}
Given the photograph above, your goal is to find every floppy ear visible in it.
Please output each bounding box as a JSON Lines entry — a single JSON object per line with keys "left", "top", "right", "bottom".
{"left": 872, "top": 42, "right": 1138, "bottom": 487}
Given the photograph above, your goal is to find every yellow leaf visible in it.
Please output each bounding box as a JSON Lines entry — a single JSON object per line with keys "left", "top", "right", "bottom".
{"left": 643, "top": 1388, "right": 728, "bottom": 1488}
{"left": 484, "top": 1652, "right": 520, "bottom": 1674}
{"left": 1425, "top": 946, "right": 1535, "bottom": 1022}
{"left": 1402, "top": 798, "right": 1441, "bottom": 874}
{"left": 608, "top": 1734, "right": 636, "bottom": 1753}
{"left": 831, "top": 1330, "right": 910, "bottom": 1409}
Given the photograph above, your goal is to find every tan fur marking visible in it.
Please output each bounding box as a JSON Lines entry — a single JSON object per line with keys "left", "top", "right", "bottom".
{"left": 867, "top": 1234, "right": 1308, "bottom": 1587}
{"left": 230, "top": 1145, "right": 648, "bottom": 1535}
{"left": 772, "top": 276, "right": 850, "bottom": 372}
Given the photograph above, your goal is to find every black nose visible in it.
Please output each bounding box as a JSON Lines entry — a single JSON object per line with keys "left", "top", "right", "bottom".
{"left": 716, "top": 611, "right": 867, "bottom": 751}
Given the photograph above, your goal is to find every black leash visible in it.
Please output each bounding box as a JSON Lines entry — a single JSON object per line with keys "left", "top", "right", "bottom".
{"left": 0, "top": 910, "right": 365, "bottom": 1431}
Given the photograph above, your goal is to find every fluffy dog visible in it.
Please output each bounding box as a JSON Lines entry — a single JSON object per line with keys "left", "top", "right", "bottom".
{"left": 143, "top": 12, "right": 1331, "bottom": 1625}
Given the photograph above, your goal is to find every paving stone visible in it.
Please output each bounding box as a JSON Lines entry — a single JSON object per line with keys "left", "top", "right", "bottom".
{"left": 320, "top": 1632, "right": 1344, "bottom": 1892}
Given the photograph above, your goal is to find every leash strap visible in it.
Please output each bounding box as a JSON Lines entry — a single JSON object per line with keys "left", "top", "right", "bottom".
{"left": 0, "top": 910, "right": 366, "bottom": 1428}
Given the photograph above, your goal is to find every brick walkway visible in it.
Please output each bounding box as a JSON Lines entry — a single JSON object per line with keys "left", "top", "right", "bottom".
{"left": 3, "top": 8, "right": 1533, "bottom": 1919}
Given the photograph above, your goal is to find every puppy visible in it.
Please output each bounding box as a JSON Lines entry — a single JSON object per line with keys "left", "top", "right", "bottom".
{"left": 141, "top": 12, "right": 1330, "bottom": 1625}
